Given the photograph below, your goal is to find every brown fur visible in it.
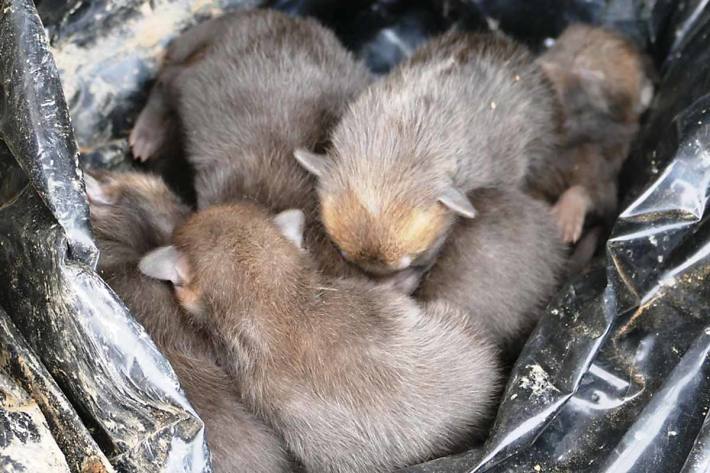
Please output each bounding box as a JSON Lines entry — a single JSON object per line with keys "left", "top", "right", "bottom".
{"left": 130, "top": 9, "right": 371, "bottom": 278}
{"left": 321, "top": 190, "right": 450, "bottom": 274}
{"left": 307, "top": 31, "right": 561, "bottom": 276}
{"left": 87, "top": 171, "right": 290, "bottom": 473}
{"left": 147, "top": 202, "right": 501, "bottom": 473}
{"left": 416, "top": 188, "right": 566, "bottom": 357}
{"left": 166, "top": 351, "right": 293, "bottom": 473}
{"left": 528, "top": 24, "right": 653, "bottom": 243}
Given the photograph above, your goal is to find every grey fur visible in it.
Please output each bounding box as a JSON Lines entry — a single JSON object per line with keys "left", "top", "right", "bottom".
{"left": 157, "top": 203, "right": 501, "bottom": 473}
{"left": 132, "top": 9, "right": 371, "bottom": 277}
{"left": 87, "top": 171, "right": 291, "bottom": 473}
{"left": 327, "top": 31, "right": 558, "bottom": 194}
{"left": 168, "top": 351, "right": 294, "bottom": 473}
{"left": 303, "top": 30, "right": 560, "bottom": 274}
{"left": 417, "top": 188, "right": 566, "bottom": 354}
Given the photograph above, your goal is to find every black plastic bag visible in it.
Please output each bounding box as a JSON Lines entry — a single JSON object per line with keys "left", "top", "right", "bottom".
{"left": 0, "top": 305, "right": 113, "bottom": 472}
{"left": 0, "top": 0, "right": 210, "bottom": 470}
{"left": 1, "top": 0, "right": 709, "bottom": 471}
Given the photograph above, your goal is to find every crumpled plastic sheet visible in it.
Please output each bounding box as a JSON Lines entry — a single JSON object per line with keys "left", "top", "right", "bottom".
{"left": 0, "top": 304, "right": 114, "bottom": 472}
{"left": 0, "top": 0, "right": 210, "bottom": 471}
{"left": 0, "top": 370, "right": 71, "bottom": 473}
{"left": 1, "top": 0, "right": 710, "bottom": 471}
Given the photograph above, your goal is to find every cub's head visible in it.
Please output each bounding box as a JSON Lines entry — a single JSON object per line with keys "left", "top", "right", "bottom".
{"left": 139, "top": 203, "right": 306, "bottom": 320}
{"left": 85, "top": 171, "right": 190, "bottom": 260}
{"left": 294, "top": 149, "right": 476, "bottom": 275}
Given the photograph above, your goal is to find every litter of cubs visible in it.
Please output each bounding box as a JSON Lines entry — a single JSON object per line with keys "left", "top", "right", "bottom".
{"left": 84, "top": 8, "right": 652, "bottom": 473}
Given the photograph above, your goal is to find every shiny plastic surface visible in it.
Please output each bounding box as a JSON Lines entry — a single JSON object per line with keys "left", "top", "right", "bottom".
{"left": 0, "top": 305, "right": 114, "bottom": 472}
{"left": 1, "top": 0, "right": 709, "bottom": 472}
{"left": 0, "top": 371, "right": 72, "bottom": 473}
{"left": 0, "top": 0, "right": 210, "bottom": 470}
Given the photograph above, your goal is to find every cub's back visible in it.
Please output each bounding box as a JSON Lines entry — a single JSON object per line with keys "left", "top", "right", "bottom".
{"left": 272, "top": 282, "right": 500, "bottom": 472}
{"left": 177, "top": 11, "right": 370, "bottom": 175}
{"left": 333, "top": 31, "right": 560, "bottom": 192}
{"left": 417, "top": 188, "right": 565, "bottom": 350}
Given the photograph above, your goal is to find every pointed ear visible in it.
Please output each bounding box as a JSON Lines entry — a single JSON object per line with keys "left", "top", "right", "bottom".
{"left": 438, "top": 187, "right": 476, "bottom": 219}
{"left": 139, "top": 246, "right": 190, "bottom": 285}
{"left": 84, "top": 174, "right": 115, "bottom": 205}
{"left": 538, "top": 59, "right": 562, "bottom": 78}
{"left": 575, "top": 67, "right": 605, "bottom": 83}
{"left": 574, "top": 67, "right": 606, "bottom": 93}
{"left": 293, "top": 148, "right": 328, "bottom": 177}
{"left": 273, "top": 209, "right": 305, "bottom": 249}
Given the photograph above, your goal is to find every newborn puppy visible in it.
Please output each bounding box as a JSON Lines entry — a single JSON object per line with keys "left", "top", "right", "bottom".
{"left": 86, "top": 172, "right": 290, "bottom": 473}
{"left": 140, "top": 202, "right": 501, "bottom": 473}
{"left": 130, "top": 9, "right": 371, "bottom": 277}
{"left": 294, "top": 31, "right": 560, "bottom": 276}
{"left": 529, "top": 24, "right": 653, "bottom": 243}
{"left": 416, "top": 188, "right": 566, "bottom": 358}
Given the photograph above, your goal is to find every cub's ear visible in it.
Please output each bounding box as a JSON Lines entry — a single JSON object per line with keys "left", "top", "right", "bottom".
{"left": 84, "top": 173, "right": 116, "bottom": 205}
{"left": 575, "top": 67, "right": 606, "bottom": 83}
{"left": 273, "top": 209, "right": 305, "bottom": 249}
{"left": 139, "top": 246, "right": 191, "bottom": 285}
{"left": 294, "top": 148, "right": 328, "bottom": 177}
{"left": 537, "top": 59, "right": 562, "bottom": 77}
{"left": 438, "top": 186, "right": 476, "bottom": 219}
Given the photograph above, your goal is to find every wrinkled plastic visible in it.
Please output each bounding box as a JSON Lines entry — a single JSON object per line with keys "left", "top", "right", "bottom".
{"left": 0, "top": 371, "right": 71, "bottom": 473}
{"left": 0, "top": 305, "right": 114, "bottom": 472}
{"left": 0, "top": 0, "right": 209, "bottom": 471}
{"left": 1, "top": 0, "right": 710, "bottom": 472}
